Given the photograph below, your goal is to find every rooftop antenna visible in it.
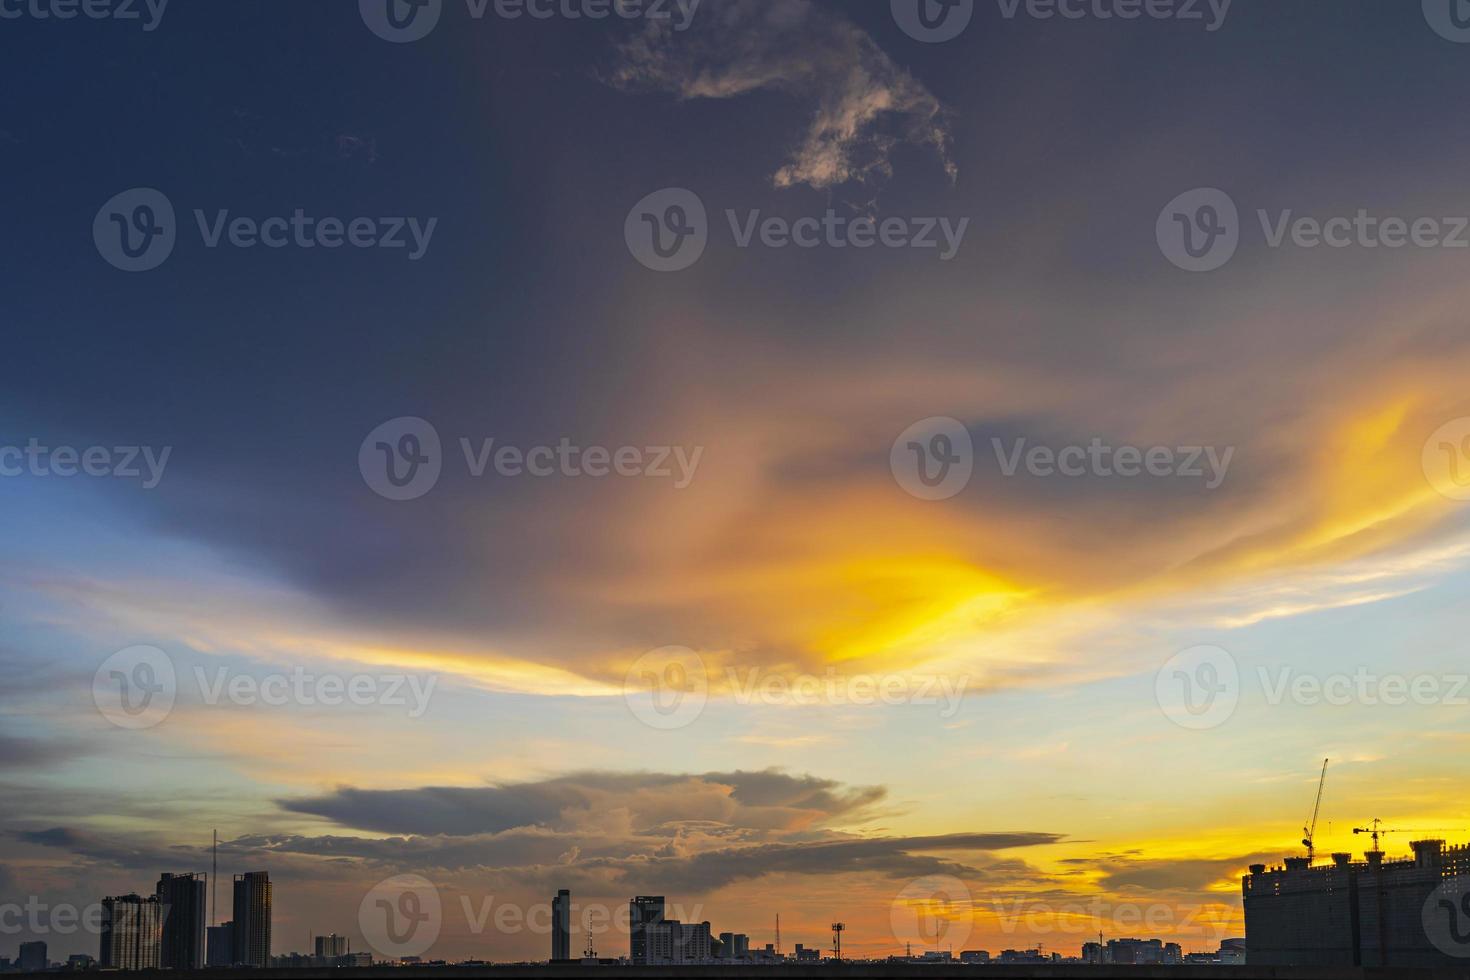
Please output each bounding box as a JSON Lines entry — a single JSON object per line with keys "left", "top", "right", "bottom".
{"left": 775, "top": 914, "right": 780, "bottom": 957}
{"left": 211, "top": 830, "right": 218, "bottom": 927}
{"left": 831, "top": 922, "right": 844, "bottom": 962}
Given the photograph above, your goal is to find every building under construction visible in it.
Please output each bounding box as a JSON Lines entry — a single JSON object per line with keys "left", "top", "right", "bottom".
{"left": 1243, "top": 839, "right": 1470, "bottom": 967}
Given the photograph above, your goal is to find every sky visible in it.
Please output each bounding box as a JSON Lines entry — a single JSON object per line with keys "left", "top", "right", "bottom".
{"left": 5, "top": 0, "right": 1470, "bottom": 964}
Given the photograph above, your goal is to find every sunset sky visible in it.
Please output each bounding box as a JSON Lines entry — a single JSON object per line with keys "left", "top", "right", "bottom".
{"left": 5, "top": 0, "right": 1470, "bottom": 963}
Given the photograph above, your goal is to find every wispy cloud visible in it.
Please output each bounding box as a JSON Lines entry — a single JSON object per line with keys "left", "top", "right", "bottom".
{"left": 606, "top": 0, "right": 955, "bottom": 190}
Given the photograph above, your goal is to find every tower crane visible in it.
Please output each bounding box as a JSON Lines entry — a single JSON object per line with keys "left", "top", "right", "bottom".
{"left": 1301, "top": 758, "right": 1328, "bottom": 864}
{"left": 1352, "top": 818, "right": 1466, "bottom": 854}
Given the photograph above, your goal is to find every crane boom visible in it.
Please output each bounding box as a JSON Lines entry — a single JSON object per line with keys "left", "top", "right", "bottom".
{"left": 1301, "top": 758, "right": 1328, "bottom": 863}
{"left": 1352, "top": 818, "right": 1466, "bottom": 853}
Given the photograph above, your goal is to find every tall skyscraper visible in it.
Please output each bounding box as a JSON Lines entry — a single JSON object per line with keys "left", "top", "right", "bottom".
{"left": 551, "top": 890, "right": 571, "bottom": 961}
{"left": 100, "top": 895, "right": 163, "bottom": 971}
{"left": 17, "top": 942, "right": 47, "bottom": 973}
{"left": 231, "top": 872, "right": 272, "bottom": 967}
{"left": 629, "top": 896, "right": 665, "bottom": 964}
{"left": 156, "top": 872, "right": 207, "bottom": 970}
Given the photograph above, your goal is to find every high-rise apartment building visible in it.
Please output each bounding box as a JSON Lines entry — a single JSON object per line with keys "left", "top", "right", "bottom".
{"left": 206, "top": 922, "right": 234, "bottom": 967}
{"left": 1244, "top": 840, "right": 1470, "bottom": 967}
{"left": 100, "top": 894, "right": 163, "bottom": 970}
{"left": 551, "top": 890, "right": 571, "bottom": 961}
{"left": 314, "top": 933, "right": 349, "bottom": 962}
{"left": 629, "top": 895, "right": 664, "bottom": 963}
{"left": 17, "top": 942, "right": 47, "bottom": 973}
{"left": 231, "top": 872, "right": 272, "bottom": 967}
{"left": 644, "top": 919, "right": 712, "bottom": 963}
{"left": 156, "top": 872, "right": 207, "bottom": 970}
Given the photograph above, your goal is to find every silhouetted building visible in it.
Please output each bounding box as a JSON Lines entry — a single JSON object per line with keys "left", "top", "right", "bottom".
{"left": 551, "top": 890, "right": 571, "bottom": 961}
{"left": 314, "top": 934, "right": 348, "bottom": 961}
{"left": 1100, "top": 937, "right": 1182, "bottom": 964}
{"left": 645, "top": 920, "right": 711, "bottom": 963}
{"left": 156, "top": 872, "right": 207, "bottom": 970}
{"left": 792, "top": 943, "right": 820, "bottom": 962}
{"left": 231, "top": 872, "right": 272, "bottom": 967}
{"left": 18, "top": 943, "right": 47, "bottom": 973}
{"left": 206, "top": 923, "right": 233, "bottom": 967}
{"left": 1244, "top": 840, "right": 1470, "bottom": 967}
{"left": 629, "top": 896, "right": 664, "bottom": 963}
{"left": 1219, "top": 937, "right": 1247, "bottom": 964}
{"left": 100, "top": 895, "right": 162, "bottom": 970}
{"left": 66, "top": 954, "right": 95, "bottom": 970}
{"left": 959, "top": 949, "right": 990, "bottom": 963}
{"left": 716, "top": 932, "right": 749, "bottom": 959}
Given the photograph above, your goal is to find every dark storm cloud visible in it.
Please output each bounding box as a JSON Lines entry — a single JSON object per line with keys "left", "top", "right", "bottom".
{"left": 268, "top": 770, "right": 1060, "bottom": 889}
{"left": 1089, "top": 853, "right": 1273, "bottom": 893}
{"left": 134, "top": 828, "right": 1063, "bottom": 892}
{"left": 12, "top": 827, "right": 188, "bottom": 871}
{"left": 279, "top": 770, "right": 886, "bottom": 837}
{"left": 14, "top": 766, "right": 1062, "bottom": 892}
{"left": 0, "top": 732, "right": 80, "bottom": 769}
{"left": 623, "top": 832, "right": 1063, "bottom": 892}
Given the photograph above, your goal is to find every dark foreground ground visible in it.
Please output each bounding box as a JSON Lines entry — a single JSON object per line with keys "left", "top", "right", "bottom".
{"left": 14, "top": 966, "right": 1470, "bottom": 980}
